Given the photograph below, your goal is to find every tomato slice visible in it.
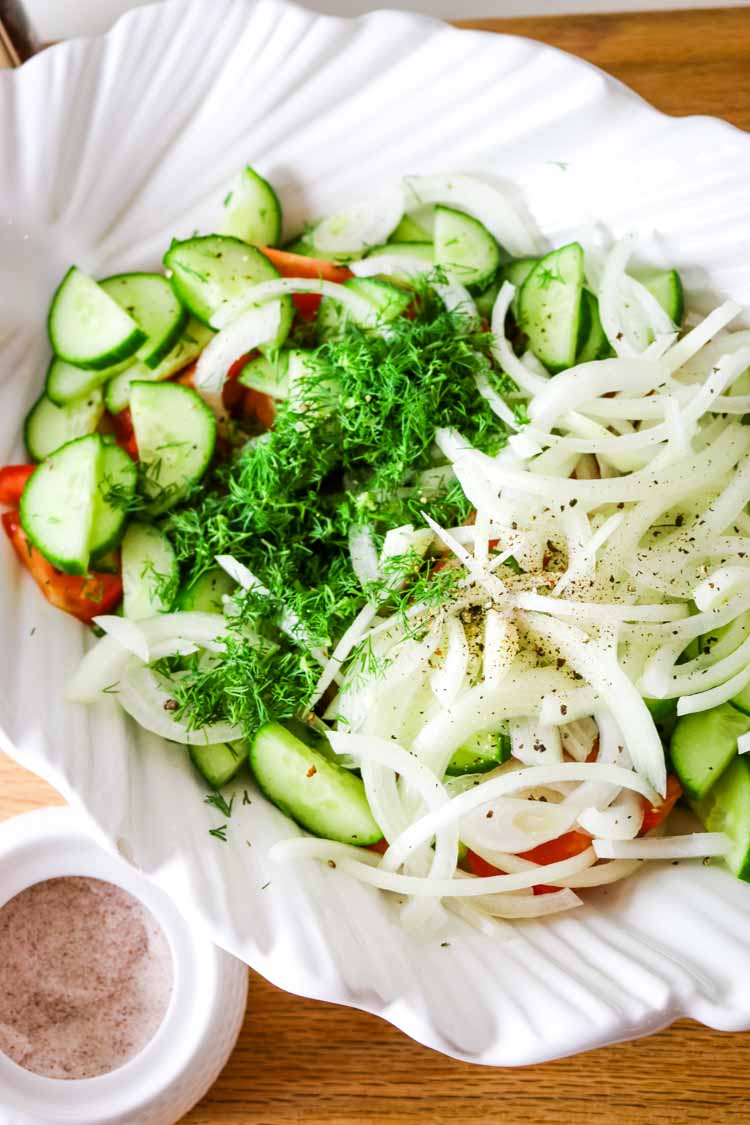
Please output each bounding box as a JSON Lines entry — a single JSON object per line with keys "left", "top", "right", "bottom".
{"left": 2, "top": 510, "right": 122, "bottom": 623}
{"left": 640, "top": 773, "right": 682, "bottom": 835}
{"left": 0, "top": 464, "right": 35, "bottom": 506}
{"left": 259, "top": 247, "right": 353, "bottom": 321}
{"left": 466, "top": 830, "right": 592, "bottom": 896}
{"left": 109, "top": 408, "right": 139, "bottom": 461}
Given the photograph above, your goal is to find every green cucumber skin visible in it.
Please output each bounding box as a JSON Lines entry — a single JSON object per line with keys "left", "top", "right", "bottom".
{"left": 24, "top": 390, "right": 104, "bottom": 463}
{"left": 121, "top": 522, "right": 178, "bottom": 619}
{"left": 446, "top": 730, "right": 511, "bottom": 776}
{"left": 220, "top": 166, "right": 282, "bottom": 248}
{"left": 48, "top": 267, "right": 147, "bottom": 371}
{"left": 249, "top": 722, "right": 381, "bottom": 845}
{"left": 694, "top": 755, "right": 750, "bottom": 881}
{"left": 670, "top": 702, "right": 750, "bottom": 801}
{"left": 176, "top": 567, "right": 235, "bottom": 614}
{"left": 100, "top": 272, "right": 188, "bottom": 371}
{"left": 164, "top": 235, "right": 291, "bottom": 336}
{"left": 45, "top": 355, "right": 132, "bottom": 407}
{"left": 88, "top": 441, "right": 138, "bottom": 557}
{"left": 129, "top": 381, "right": 217, "bottom": 514}
{"left": 433, "top": 204, "right": 501, "bottom": 292}
{"left": 517, "top": 242, "right": 585, "bottom": 373}
{"left": 189, "top": 741, "right": 245, "bottom": 790}
{"left": 19, "top": 434, "right": 101, "bottom": 576}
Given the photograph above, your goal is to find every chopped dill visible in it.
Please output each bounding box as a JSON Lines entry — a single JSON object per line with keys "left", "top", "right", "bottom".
{"left": 204, "top": 791, "right": 235, "bottom": 818}
{"left": 208, "top": 824, "right": 228, "bottom": 842}
{"left": 159, "top": 292, "right": 511, "bottom": 739}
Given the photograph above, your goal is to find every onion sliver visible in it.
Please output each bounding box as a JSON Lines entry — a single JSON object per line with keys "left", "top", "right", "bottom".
{"left": 403, "top": 173, "right": 539, "bottom": 259}
{"left": 593, "top": 833, "right": 729, "bottom": 860}
{"left": 118, "top": 664, "right": 244, "bottom": 745}
{"left": 521, "top": 612, "right": 666, "bottom": 796}
{"left": 380, "top": 762, "right": 658, "bottom": 876}
{"left": 269, "top": 837, "right": 596, "bottom": 897}
{"left": 66, "top": 612, "right": 230, "bottom": 702}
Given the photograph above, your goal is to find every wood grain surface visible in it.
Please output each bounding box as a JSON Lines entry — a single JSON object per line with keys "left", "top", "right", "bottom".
{"left": 2, "top": 7, "right": 750, "bottom": 1124}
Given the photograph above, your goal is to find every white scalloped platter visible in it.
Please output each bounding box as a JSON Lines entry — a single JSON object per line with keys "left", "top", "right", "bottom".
{"left": 2, "top": 0, "right": 750, "bottom": 1067}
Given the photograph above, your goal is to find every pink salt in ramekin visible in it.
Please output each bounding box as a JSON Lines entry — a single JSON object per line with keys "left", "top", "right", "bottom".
{"left": 0, "top": 806, "right": 248, "bottom": 1125}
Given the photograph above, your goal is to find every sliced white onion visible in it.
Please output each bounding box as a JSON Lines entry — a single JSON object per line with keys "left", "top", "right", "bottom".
{"left": 381, "top": 761, "right": 657, "bottom": 876}
{"left": 350, "top": 254, "right": 430, "bottom": 279}
{"left": 545, "top": 857, "right": 641, "bottom": 887}
{"left": 421, "top": 511, "right": 507, "bottom": 600}
{"left": 269, "top": 836, "right": 595, "bottom": 897}
{"left": 403, "top": 173, "right": 539, "bottom": 258}
{"left": 118, "top": 664, "right": 243, "bottom": 745}
{"left": 467, "top": 886, "right": 583, "bottom": 919}
{"left": 521, "top": 612, "right": 666, "bottom": 796}
{"left": 514, "top": 592, "right": 686, "bottom": 624}
{"left": 430, "top": 616, "right": 470, "bottom": 707}
{"left": 348, "top": 524, "right": 380, "bottom": 587}
{"left": 528, "top": 357, "right": 669, "bottom": 430}
{"left": 491, "top": 282, "right": 548, "bottom": 396}
{"left": 661, "top": 300, "right": 742, "bottom": 373}
{"left": 461, "top": 797, "right": 578, "bottom": 855}
{"left": 593, "top": 833, "right": 729, "bottom": 860}
{"left": 599, "top": 233, "right": 641, "bottom": 357}
{"left": 738, "top": 732, "right": 750, "bottom": 755}
{"left": 211, "top": 277, "right": 377, "bottom": 332}
{"left": 196, "top": 303, "right": 280, "bottom": 402}
{"left": 92, "top": 615, "right": 149, "bottom": 664}
{"left": 310, "top": 184, "right": 404, "bottom": 256}
{"left": 577, "top": 789, "right": 644, "bottom": 840}
{"left": 66, "top": 612, "right": 230, "bottom": 702}
{"left": 474, "top": 368, "right": 519, "bottom": 430}
{"left": 483, "top": 611, "right": 518, "bottom": 684}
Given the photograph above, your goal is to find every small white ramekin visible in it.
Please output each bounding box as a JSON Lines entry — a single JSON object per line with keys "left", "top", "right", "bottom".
{"left": 0, "top": 807, "right": 248, "bottom": 1125}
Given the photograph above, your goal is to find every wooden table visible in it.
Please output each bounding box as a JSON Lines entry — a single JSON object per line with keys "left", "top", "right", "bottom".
{"left": 2, "top": 6, "right": 750, "bottom": 1123}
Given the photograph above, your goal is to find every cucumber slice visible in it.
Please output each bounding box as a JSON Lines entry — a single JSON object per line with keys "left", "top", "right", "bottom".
{"left": 645, "top": 696, "right": 677, "bottom": 723}
{"left": 238, "top": 351, "right": 290, "bottom": 398}
{"left": 576, "top": 289, "right": 611, "bottom": 363}
{"left": 518, "top": 242, "right": 585, "bottom": 373}
{"left": 249, "top": 722, "right": 381, "bottom": 845}
{"left": 164, "top": 235, "right": 292, "bottom": 348}
{"left": 176, "top": 566, "right": 234, "bottom": 613}
{"left": 190, "top": 741, "right": 245, "bottom": 790}
{"left": 129, "top": 381, "right": 216, "bottom": 513}
{"left": 89, "top": 441, "right": 138, "bottom": 556}
{"left": 434, "top": 205, "right": 501, "bottom": 291}
{"left": 389, "top": 214, "right": 432, "bottom": 243}
{"left": 100, "top": 273, "right": 188, "bottom": 370}
{"left": 121, "top": 521, "right": 177, "bottom": 619}
{"left": 317, "top": 277, "right": 411, "bottom": 339}
{"left": 694, "top": 755, "right": 750, "bottom": 880}
{"left": 48, "top": 267, "right": 147, "bottom": 370}
{"left": 670, "top": 703, "right": 750, "bottom": 801}
{"left": 369, "top": 241, "right": 434, "bottom": 263}
{"left": 732, "top": 681, "right": 750, "bottom": 715}
{"left": 500, "top": 257, "right": 539, "bottom": 318}
{"left": 475, "top": 277, "right": 501, "bottom": 320}
{"left": 220, "top": 166, "right": 282, "bottom": 247}
{"left": 24, "top": 390, "right": 104, "bottom": 462}
{"left": 46, "top": 354, "right": 132, "bottom": 406}
{"left": 633, "top": 267, "right": 685, "bottom": 326}
{"left": 103, "top": 318, "right": 215, "bottom": 414}
{"left": 20, "top": 434, "right": 101, "bottom": 575}
{"left": 446, "top": 728, "right": 511, "bottom": 776}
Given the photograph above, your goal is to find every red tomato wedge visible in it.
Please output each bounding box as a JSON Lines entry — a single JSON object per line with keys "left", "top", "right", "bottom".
{"left": 0, "top": 464, "right": 35, "bottom": 506}
{"left": 259, "top": 247, "right": 353, "bottom": 320}
{"left": 466, "top": 831, "right": 592, "bottom": 896}
{"left": 110, "top": 408, "right": 139, "bottom": 461}
{"left": 2, "top": 510, "right": 122, "bottom": 623}
{"left": 640, "top": 773, "right": 682, "bottom": 835}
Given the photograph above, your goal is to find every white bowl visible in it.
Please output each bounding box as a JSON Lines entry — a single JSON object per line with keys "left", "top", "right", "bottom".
{"left": 0, "top": 807, "right": 248, "bottom": 1124}
{"left": 2, "top": 0, "right": 750, "bottom": 1067}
